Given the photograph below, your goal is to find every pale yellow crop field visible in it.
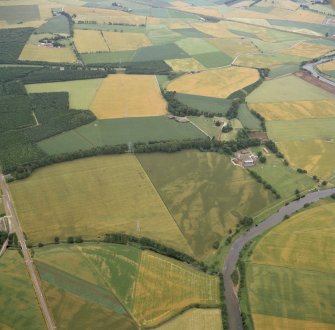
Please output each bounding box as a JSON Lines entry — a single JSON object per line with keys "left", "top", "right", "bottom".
{"left": 102, "top": 31, "right": 152, "bottom": 52}
{"left": 253, "top": 314, "right": 335, "bottom": 330}
{"left": 165, "top": 58, "right": 205, "bottom": 72}
{"left": 250, "top": 100, "right": 335, "bottom": 121}
{"left": 132, "top": 251, "right": 220, "bottom": 327}
{"left": 9, "top": 155, "right": 192, "bottom": 254}
{"left": 317, "top": 60, "right": 335, "bottom": 71}
{"left": 190, "top": 22, "right": 236, "bottom": 39}
{"left": 91, "top": 74, "right": 167, "bottom": 119}
{"left": 208, "top": 38, "right": 258, "bottom": 58}
{"left": 257, "top": 0, "right": 299, "bottom": 10}
{"left": 280, "top": 42, "right": 334, "bottom": 58}
{"left": 158, "top": 308, "right": 222, "bottom": 330}
{"left": 167, "top": 67, "right": 259, "bottom": 98}
{"left": 19, "top": 44, "right": 77, "bottom": 63}
{"left": 74, "top": 30, "right": 109, "bottom": 53}
{"left": 65, "top": 5, "right": 147, "bottom": 25}
{"left": 168, "top": 21, "right": 191, "bottom": 29}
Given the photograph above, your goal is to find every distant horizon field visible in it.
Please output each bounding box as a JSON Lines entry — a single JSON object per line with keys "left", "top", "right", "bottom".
{"left": 10, "top": 155, "right": 192, "bottom": 255}
{"left": 247, "top": 199, "right": 335, "bottom": 329}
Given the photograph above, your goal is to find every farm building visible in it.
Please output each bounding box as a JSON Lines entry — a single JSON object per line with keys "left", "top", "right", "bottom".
{"left": 232, "top": 149, "right": 258, "bottom": 168}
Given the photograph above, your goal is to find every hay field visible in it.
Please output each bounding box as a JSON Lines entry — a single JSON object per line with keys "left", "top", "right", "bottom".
{"left": 247, "top": 200, "right": 335, "bottom": 328}
{"left": 317, "top": 60, "right": 335, "bottom": 72}
{"left": 252, "top": 314, "right": 335, "bottom": 330}
{"left": 10, "top": 155, "right": 192, "bottom": 254}
{"left": 247, "top": 75, "right": 335, "bottom": 103}
{"left": 91, "top": 75, "right": 166, "bottom": 119}
{"left": 165, "top": 57, "right": 205, "bottom": 71}
{"left": 74, "top": 30, "right": 109, "bottom": 53}
{"left": 103, "top": 31, "right": 152, "bottom": 52}
{"left": 167, "top": 67, "right": 259, "bottom": 98}
{"left": 25, "top": 78, "right": 103, "bottom": 110}
{"left": 252, "top": 154, "right": 315, "bottom": 199}
{"left": 0, "top": 251, "right": 45, "bottom": 330}
{"left": 157, "top": 308, "right": 222, "bottom": 330}
{"left": 280, "top": 42, "right": 334, "bottom": 58}
{"left": 175, "top": 38, "right": 219, "bottom": 55}
{"left": 190, "top": 23, "right": 236, "bottom": 39}
{"left": 132, "top": 251, "right": 220, "bottom": 327}
{"left": 277, "top": 139, "right": 335, "bottom": 181}
{"left": 250, "top": 100, "right": 335, "bottom": 121}
{"left": 137, "top": 151, "right": 274, "bottom": 259}
{"left": 207, "top": 38, "right": 258, "bottom": 58}
{"left": 19, "top": 43, "right": 77, "bottom": 63}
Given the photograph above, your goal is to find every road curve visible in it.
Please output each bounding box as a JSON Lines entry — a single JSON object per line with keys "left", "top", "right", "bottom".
{"left": 303, "top": 56, "right": 335, "bottom": 87}
{"left": 0, "top": 174, "right": 56, "bottom": 330}
{"left": 222, "top": 187, "right": 335, "bottom": 330}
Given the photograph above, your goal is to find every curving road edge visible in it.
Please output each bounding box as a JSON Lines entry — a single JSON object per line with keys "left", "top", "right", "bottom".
{"left": 0, "top": 174, "right": 56, "bottom": 330}
{"left": 222, "top": 187, "right": 335, "bottom": 330}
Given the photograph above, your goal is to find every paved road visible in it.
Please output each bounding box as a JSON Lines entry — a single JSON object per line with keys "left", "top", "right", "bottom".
{"left": 222, "top": 187, "right": 335, "bottom": 330}
{"left": 0, "top": 174, "right": 56, "bottom": 330}
{"left": 303, "top": 56, "right": 335, "bottom": 87}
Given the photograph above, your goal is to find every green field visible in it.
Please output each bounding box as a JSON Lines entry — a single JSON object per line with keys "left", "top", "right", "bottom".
{"left": 81, "top": 51, "right": 135, "bottom": 64}
{"left": 268, "top": 64, "right": 300, "bottom": 79}
{"left": 38, "top": 117, "right": 204, "bottom": 155}
{"left": 0, "top": 5, "right": 40, "bottom": 24}
{"left": 175, "top": 93, "right": 232, "bottom": 114}
{"left": 25, "top": 79, "right": 103, "bottom": 110}
{"left": 193, "top": 51, "right": 232, "bottom": 68}
{"left": 0, "top": 251, "right": 45, "bottom": 330}
{"left": 267, "top": 118, "right": 335, "bottom": 142}
{"left": 34, "top": 243, "right": 220, "bottom": 327}
{"left": 247, "top": 75, "right": 335, "bottom": 103}
{"left": 246, "top": 199, "right": 335, "bottom": 329}
{"left": 10, "top": 155, "right": 192, "bottom": 254}
{"left": 35, "top": 15, "right": 70, "bottom": 34}
{"left": 146, "top": 25, "right": 182, "bottom": 45}
{"left": 237, "top": 104, "right": 262, "bottom": 130}
{"left": 132, "top": 43, "right": 188, "bottom": 61}
{"left": 137, "top": 150, "right": 275, "bottom": 258}
{"left": 175, "top": 38, "right": 219, "bottom": 55}
{"left": 251, "top": 154, "right": 315, "bottom": 199}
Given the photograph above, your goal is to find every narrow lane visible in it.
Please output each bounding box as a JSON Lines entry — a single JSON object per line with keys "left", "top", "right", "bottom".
{"left": 0, "top": 174, "right": 56, "bottom": 330}
{"left": 222, "top": 187, "right": 335, "bottom": 330}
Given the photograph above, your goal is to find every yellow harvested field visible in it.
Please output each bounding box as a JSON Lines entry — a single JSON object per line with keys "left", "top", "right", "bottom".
{"left": 102, "top": 31, "right": 151, "bottom": 51}
{"left": 167, "top": 67, "right": 259, "bottom": 98}
{"left": 65, "top": 5, "right": 147, "bottom": 25}
{"left": 250, "top": 100, "right": 335, "bottom": 121}
{"left": 257, "top": 0, "right": 299, "bottom": 10}
{"left": 19, "top": 44, "right": 77, "bottom": 63}
{"left": 173, "top": 5, "right": 222, "bottom": 18}
{"left": 165, "top": 58, "right": 205, "bottom": 72}
{"left": 280, "top": 42, "right": 333, "bottom": 58}
{"left": 74, "top": 30, "right": 109, "bottom": 53}
{"left": 158, "top": 308, "right": 222, "bottom": 330}
{"left": 168, "top": 21, "right": 191, "bottom": 29}
{"left": 190, "top": 22, "right": 236, "bottom": 39}
{"left": 317, "top": 60, "right": 335, "bottom": 71}
{"left": 208, "top": 38, "right": 258, "bottom": 58}
{"left": 252, "top": 314, "right": 335, "bottom": 330}
{"left": 132, "top": 251, "right": 220, "bottom": 327}
{"left": 171, "top": 1, "right": 191, "bottom": 7}
{"left": 91, "top": 74, "right": 166, "bottom": 119}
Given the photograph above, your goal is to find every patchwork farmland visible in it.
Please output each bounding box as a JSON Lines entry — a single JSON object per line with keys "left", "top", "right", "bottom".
{"left": 0, "top": 0, "right": 335, "bottom": 328}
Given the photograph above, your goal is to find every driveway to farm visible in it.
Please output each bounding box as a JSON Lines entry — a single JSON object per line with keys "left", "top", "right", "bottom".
{"left": 303, "top": 56, "right": 335, "bottom": 87}
{"left": 222, "top": 187, "right": 335, "bottom": 330}
{"left": 0, "top": 174, "right": 56, "bottom": 330}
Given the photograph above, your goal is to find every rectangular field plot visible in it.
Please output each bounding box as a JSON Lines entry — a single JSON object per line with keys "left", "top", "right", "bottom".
{"left": 103, "top": 31, "right": 152, "bottom": 51}
{"left": 249, "top": 100, "right": 335, "bottom": 121}
{"left": 207, "top": 38, "right": 258, "bottom": 58}
{"left": 193, "top": 51, "right": 232, "bottom": 68}
{"left": 74, "top": 30, "right": 109, "bottom": 53}
{"left": 165, "top": 57, "right": 205, "bottom": 72}
{"left": 90, "top": 74, "right": 166, "bottom": 119}
{"left": 175, "top": 38, "right": 219, "bottom": 55}
{"left": 10, "top": 155, "right": 192, "bottom": 254}
{"left": 247, "top": 75, "right": 335, "bottom": 103}
{"left": 237, "top": 104, "right": 262, "bottom": 130}
{"left": 81, "top": 51, "right": 135, "bottom": 64}
{"left": 132, "top": 251, "right": 220, "bottom": 327}
{"left": 25, "top": 78, "right": 103, "bottom": 110}
{"left": 0, "top": 5, "right": 40, "bottom": 24}
{"left": 37, "top": 116, "right": 204, "bottom": 155}
{"left": 0, "top": 251, "right": 45, "bottom": 330}
{"left": 279, "top": 41, "right": 334, "bottom": 59}
{"left": 157, "top": 308, "right": 222, "bottom": 330}
{"left": 167, "top": 67, "right": 259, "bottom": 98}
{"left": 137, "top": 151, "right": 274, "bottom": 258}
